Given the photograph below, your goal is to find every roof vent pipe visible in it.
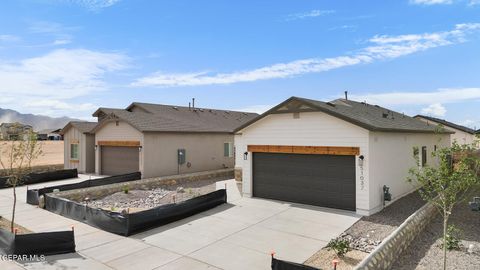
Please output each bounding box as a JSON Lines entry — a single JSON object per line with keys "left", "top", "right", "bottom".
{"left": 192, "top": 98, "right": 195, "bottom": 109}
{"left": 344, "top": 91, "right": 348, "bottom": 100}
{"left": 189, "top": 102, "right": 191, "bottom": 110}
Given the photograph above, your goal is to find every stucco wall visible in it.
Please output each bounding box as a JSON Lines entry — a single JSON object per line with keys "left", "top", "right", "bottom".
{"left": 85, "top": 134, "right": 96, "bottom": 173}
{"left": 94, "top": 121, "right": 144, "bottom": 175}
{"left": 63, "top": 127, "right": 86, "bottom": 172}
{"left": 235, "top": 111, "right": 371, "bottom": 214}
{"left": 368, "top": 132, "right": 450, "bottom": 214}
{"left": 143, "top": 132, "right": 234, "bottom": 179}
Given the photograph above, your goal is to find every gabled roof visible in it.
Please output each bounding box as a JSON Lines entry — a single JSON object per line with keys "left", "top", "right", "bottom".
{"left": 92, "top": 103, "right": 258, "bottom": 133}
{"left": 60, "top": 121, "right": 97, "bottom": 135}
{"left": 414, "top": 115, "right": 476, "bottom": 135}
{"left": 235, "top": 96, "right": 454, "bottom": 134}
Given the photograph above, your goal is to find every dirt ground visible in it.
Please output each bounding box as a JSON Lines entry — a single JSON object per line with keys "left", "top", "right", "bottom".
{"left": 86, "top": 179, "right": 217, "bottom": 213}
{"left": 0, "top": 216, "right": 31, "bottom": 234}
{"left": 391, "top": 186, "right": 480, "bottom": 270}
{"left": 0, "top": 140, "right": 63, "bottom": 167}
{"left": 305, "top": 191, "right": 426, "bottom": 270}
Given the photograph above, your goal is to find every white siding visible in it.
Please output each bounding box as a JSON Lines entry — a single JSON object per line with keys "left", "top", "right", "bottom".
{"left": 94, "top": 121, "right": 144, "bottom": 175}
{"left": 235, "top": 111, "right": 371, "bottom": 214}
{"left": 368, "top": 132, "right": 450, "bottom": 214}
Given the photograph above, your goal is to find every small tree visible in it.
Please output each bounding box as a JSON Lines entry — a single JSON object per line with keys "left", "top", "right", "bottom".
{"left": 408, "top": 140, "right": 480, "bottom": 270}
{"left": 0, "top": 128, "right": 43, "bottom": 232}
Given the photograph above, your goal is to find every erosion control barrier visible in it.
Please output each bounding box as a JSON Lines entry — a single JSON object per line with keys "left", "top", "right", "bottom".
{"left": 271, "top": 256, "right": 321, "bottom": 270}
{"left": 45, "top": 189, "right": 227, "bottom": 236}
{"left": 354, "top": 201, "right": 437, "bottom": 270}
{"left": 26, "top": 172, "right": 142, "bottom": 205}
{"left": 0, "top": 169, "right": 78, "bottom": 189}
{"left": 0, "top": 228, "right": 75, "bottom": 256}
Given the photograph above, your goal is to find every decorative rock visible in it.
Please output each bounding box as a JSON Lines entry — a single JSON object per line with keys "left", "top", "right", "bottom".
{"left": 467, "top": 244, "right": 475, "bottom": 254}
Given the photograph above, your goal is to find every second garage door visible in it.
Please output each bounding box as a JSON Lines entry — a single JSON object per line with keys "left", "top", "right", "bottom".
{"left": 253, "top": 153, "right": 356, "bottom": 211}
{"left": 101, "top": 146, "right": 139, "bottom": 175}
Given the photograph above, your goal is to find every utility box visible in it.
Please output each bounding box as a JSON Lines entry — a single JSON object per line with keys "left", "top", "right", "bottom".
{"left": 178, "top": 149, "right": 186, "bottom": 165}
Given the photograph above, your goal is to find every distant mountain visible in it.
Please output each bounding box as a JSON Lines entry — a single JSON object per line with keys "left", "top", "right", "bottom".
{"left": 0, "top": 108, "right": 78, "bottom": 131}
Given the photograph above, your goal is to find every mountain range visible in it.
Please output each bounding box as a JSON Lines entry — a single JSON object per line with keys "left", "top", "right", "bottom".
{"left": 0, "top": 108, "right": 77, "bottom": 131}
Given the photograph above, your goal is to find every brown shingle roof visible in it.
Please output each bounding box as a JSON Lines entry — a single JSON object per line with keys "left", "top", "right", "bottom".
{"left": 61, "top": 121, "right": 97, "bottom": 134}
{"left": 235, "top": 96, "right": 454, "bottom": 134}
{"left": 414, "top": 115, "right": 476, "bottom": 134}
{"left": 93, "top": 103, "right": 258, "bottom": 133}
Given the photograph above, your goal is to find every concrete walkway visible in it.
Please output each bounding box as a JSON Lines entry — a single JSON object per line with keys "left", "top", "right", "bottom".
{"left": 0, "top": 177, "right": 359, "bottom": 270}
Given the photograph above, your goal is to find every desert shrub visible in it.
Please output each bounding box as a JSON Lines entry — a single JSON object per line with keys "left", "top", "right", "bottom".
{"left": 443, "top": 225, "right": 462, "bottom": 250}
{"left": 326, "top": 238, "right": 350, "bottom": 257}
{"left": 122, "top": 185, "right": 130, "bottom": 194}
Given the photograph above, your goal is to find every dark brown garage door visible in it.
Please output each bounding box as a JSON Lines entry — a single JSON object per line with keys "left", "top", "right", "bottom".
{"left": 253, "top": 153, "right": 356, "bottom": 211}
{"left": 101, "top": 146, "right": 139, "bottom": 175}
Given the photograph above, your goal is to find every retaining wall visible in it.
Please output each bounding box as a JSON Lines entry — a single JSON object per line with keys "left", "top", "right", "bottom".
{"left": 355, "top": 201, "right": 437, "bottom": 270}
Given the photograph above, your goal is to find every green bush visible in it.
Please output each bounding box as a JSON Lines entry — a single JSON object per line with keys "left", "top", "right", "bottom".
{"left": 443, "top": 225, "right": 462, "bottom": 250}
{"left": 326, "top": 238, "right": 350, "bottom": 257}
{"left": 122, "top": 185, "right": 130, "bottom": 194}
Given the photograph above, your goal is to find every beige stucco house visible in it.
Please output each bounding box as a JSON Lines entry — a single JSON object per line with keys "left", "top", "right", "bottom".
{"left": 414, "top": 115, "right": 477, "bottom": 145}
{"left": 62, "top": 102, "right": 257, "bottom": 178}
{"left": 61, "top": 121, "right": 97, "bottom": 173}
{"left": 235, "top": 97, "right": 452, "bottom": 216}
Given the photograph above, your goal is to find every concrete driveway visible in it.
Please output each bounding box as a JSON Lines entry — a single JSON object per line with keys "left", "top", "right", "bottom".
{"left": 1, "top": 178, "right": 359, "bottom": 270}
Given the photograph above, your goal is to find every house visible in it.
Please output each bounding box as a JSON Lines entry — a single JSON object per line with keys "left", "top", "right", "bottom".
{"left": 0, "top": 122, "right": 33, "bottom": 140}
{"left": 62, "top": 102, "right": 257, "bottom": 178}
{"left": 37, "top": 128, "right": 63, "bottom": 140}
{"left": 61, "top": 121, "right": 97, "bottom": 173}
{"left": 414, "top": 115, "right": 477, "bottom": 145}
{"left": 234, "top": 97, "right": 452, "bottom": 216}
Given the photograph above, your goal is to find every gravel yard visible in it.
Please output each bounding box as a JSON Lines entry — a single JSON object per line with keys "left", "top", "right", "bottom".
{"left": 391, "top": 186, "right": 480, "bottom": 270}
{"left": 86, "top": 179, "right": 217, "bottom": 213}
{"left": 305, "top": 190, "right": 426, "bottom": 270}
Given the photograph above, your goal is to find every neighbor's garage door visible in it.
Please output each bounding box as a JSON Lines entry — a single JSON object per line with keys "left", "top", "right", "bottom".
{"left": 253, "top": 153, "right": 356, "bottom": 211}
{"left": 101, "top": 146, "right": 139, "bottom": 175}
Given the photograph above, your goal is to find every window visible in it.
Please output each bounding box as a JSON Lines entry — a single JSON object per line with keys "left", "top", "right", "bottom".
{"left": 421, "top": 146, "right": 427, "bottom": 167}
{"left": 70, "top": 144, "right": 79, "bottom": 159}
{"left": 224, "top": 142, "right": 234, "bottom": 157}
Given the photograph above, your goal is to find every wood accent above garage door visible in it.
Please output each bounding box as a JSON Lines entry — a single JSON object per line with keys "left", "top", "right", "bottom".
{"left": 247, "top": 145, "right": 360, "bottom": 156}
{"left": 98, "top": 140, "right": 140, "bottom": 147}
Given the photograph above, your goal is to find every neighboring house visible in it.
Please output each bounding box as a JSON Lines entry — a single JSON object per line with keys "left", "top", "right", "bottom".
{"left": 414, "top": 115, "right": 477, "bottom": 145}
{"left": 234, "top": 97, "right": 452, "bottom": 216}
{"left": 61, "top": 102, "right": 257, "bottom": 178}
{"left": 0, "top": 122, "right": 33, "bottom": 140}
{"left": 61, "top": 121, "right": 97, "bottom": 173}
{"left": 37, "top": 128, "right": 63, "bottom": 140}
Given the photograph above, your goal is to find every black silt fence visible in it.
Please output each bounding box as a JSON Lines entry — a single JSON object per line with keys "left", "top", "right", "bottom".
{"left": 45, "top": 189, "right": 227, "bottom": 236}
{"left": 27, "top": 172, "right": 141, "bottom": 205}
{"left": 271, "top": 257, "right": 321, "bottom": 270}
{"left": 0, "top": 169, "right": 78, "bottom": 189}
{"left": 0, "top": 229, "right": 75, "bottom": 256}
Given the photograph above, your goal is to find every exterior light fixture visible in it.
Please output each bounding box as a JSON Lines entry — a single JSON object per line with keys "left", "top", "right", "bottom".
{"left": 358, "top": 155, "right": 364, "bottom": 167}
{"left": 243, "top": 152, "right": 248, "bottom": 160}
{"left": 138, "top": 146, "right": 143, "bottom": 152}
{"left": 94, "top": 145, "right": 98, "bottom": 151}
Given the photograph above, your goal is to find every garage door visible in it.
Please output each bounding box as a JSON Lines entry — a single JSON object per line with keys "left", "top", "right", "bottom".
{"left": 253, "top": 153, "right": 356, "bottom": 211}
{"left": 101, "top": 146, "right": 139, "bottom": 175}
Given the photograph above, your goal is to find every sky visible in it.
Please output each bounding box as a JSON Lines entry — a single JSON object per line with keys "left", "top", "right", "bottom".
{"left": 0, "top": 0, "right": 479, "bottom": 128}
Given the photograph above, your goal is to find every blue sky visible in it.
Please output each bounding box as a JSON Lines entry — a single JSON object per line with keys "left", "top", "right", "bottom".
{"left": 0, "top": 0, "right": 479, "bottom": 128}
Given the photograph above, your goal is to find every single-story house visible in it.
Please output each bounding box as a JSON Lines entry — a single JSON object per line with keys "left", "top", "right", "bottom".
{"left": 234, "top": 97, "right": 452, "bottom": 216}
{"left": 37, "top": 128, "right": 63, "bottom": 140}
{"left": 61, "top": 121, "right": 97, "bottom": 173}
{"left": 62, "top": 102, "right": 257, "bottom": 178}
{"left": 414, "top": 115, "right": 477, "bottom": 145}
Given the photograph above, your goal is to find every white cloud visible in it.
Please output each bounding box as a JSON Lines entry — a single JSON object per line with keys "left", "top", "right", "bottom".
{"left": 0, "top": 48, "right": 128, "bottom": 116}
{"left": 52, "top": 39, "right": 72, "bottom": 45}
{"left": 410, "top": 0, "right": 454, "bottom": 5}
{"left": 234, "top": 105, "right": 273, "bottom": 114}
{"left": 469, "top": 0, "right": 480, "bottom": 5}
{"left": 65, "top": 0, "right": 120, "bottom": 10}
{"left": 421, "top": 103, "right": 447, "bottom": 116}
{"left": 132, "top": 23, "right": 480, "bottom": 88}
{"left": 350, "top": 87, "right": 480, "bottom": 106}
{"left": 286, "top": 10, "right": 335, "bottom": 21}
{"left": 0, "top": 35, "right": 20, "bottom": 42}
